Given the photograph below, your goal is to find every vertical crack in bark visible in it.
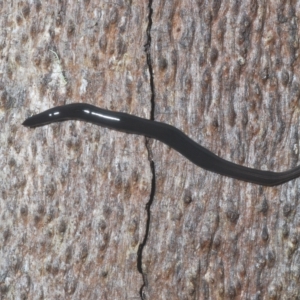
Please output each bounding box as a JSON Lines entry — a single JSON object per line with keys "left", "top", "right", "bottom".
{"left": 144, "top": 0, "right": 155, "bottom": 122}
{"left": 137, "top": 0, "right": 155, "bottom": 299}
{"left": 137, "top": 158, "right": 155, "bottom": 299}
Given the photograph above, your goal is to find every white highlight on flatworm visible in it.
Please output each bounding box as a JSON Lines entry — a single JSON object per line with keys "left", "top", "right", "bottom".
{"left": 49, "top": 112, "right": 60, "bottom": 117}
{"left": 83, "top": 109, "right": 120, "bottom": 121}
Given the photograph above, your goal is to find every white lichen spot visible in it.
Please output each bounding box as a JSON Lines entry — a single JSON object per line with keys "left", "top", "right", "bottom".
{"left": 49, "top": 50, "right": 67, "bottom": 90}
{"left": 119, "top": 16, "right": 126, "bottom": 28}
{"left": 237, "top": 56, "right": 245, "bottom": 65}
{"left": 293, "top": 143, "right": 298, "bottom": 155}
{"left": 80, "top": 78, "right": 88, "bottom": 95}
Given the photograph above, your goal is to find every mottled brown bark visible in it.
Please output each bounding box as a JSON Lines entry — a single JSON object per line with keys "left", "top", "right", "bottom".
{"left": 1, "top": 0, "right": 300, "bottom": 299}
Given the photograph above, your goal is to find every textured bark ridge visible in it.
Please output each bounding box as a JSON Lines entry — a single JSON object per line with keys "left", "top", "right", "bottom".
{"left": 1, "top": 1, "right": 300, "bottom": 299}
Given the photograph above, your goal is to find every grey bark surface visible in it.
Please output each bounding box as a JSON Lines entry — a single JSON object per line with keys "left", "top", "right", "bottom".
{"left": 1, "top": 0, "right": 300, "bottom": 299}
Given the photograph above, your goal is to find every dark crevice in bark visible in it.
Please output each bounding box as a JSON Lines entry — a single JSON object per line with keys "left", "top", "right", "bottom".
{"left": 137, "top": 157, "right": 155, "bottom": 299}
{"left": 144, "top": 0, "right": 155, "bottom": 121}
{"left": 137, "top": 0, "right": 155, "bottom": 299}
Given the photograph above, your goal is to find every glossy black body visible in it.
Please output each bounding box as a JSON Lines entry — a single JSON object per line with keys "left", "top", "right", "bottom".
{"left": 23, "top": 103, "right": 300, "bottom": 186}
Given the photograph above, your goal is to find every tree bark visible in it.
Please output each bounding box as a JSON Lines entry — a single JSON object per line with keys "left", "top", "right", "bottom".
{"left": 1, "top": 0, "right": 300, "bottom": 299}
